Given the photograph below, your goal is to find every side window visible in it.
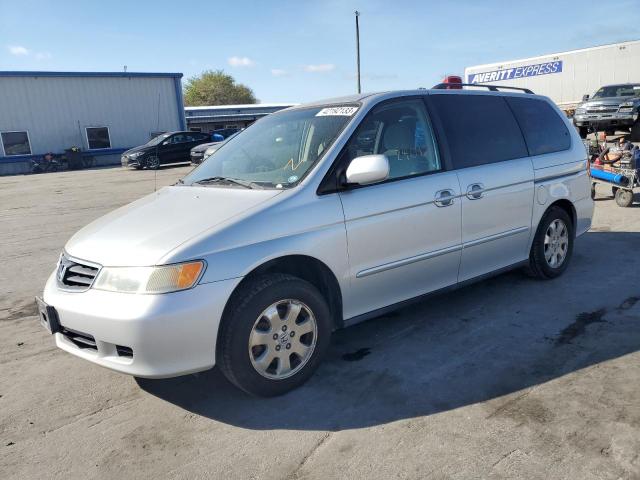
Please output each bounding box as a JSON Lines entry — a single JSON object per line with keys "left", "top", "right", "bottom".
{"left": 506, "top": 97, "right": 571, "bottom": 156}
{"left": 430, "top": 94, "right": 528, "bottom": 169}
{"left": 171, "top": 134, "right": 186, "bottom": 144}
{"left": 343, "top": 98, "right": 441, "bottom": 181}
{"left": 85, "top": 127, "right": 111, "bottom": 150}
{"left": 1, "top": 131, "right": 31, "bottom": 156}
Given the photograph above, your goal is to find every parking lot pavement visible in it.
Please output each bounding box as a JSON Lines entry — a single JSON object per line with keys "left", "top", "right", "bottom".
{"left": 1, "top": 167, "right": 639, "bottom": 480}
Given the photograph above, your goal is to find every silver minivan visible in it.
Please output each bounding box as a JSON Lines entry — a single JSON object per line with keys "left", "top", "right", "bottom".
{"left": 38, "top": 88, "right": 594, "bottom": 396}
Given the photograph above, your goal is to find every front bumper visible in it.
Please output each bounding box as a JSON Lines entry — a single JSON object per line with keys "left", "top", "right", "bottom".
{"left": 121, "top": 155, "right": 141, "bottom": 168}
{"left": 42, "top": 272, "right": 240, "bottom": 378}
{"left": 190, "top": 152, "right": 204, "bottom": 165}
{"left": 573, "top": 112, "right": 637, "bottom": 129}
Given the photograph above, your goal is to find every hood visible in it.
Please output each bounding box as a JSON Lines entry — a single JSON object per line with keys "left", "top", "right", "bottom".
{"left": 582, "top": 95, "right": 638, "bottom": 107}
{"left": 123, "top": 144, "right": 153, "bottom": 155}
{"left": 65, "top": 186, "right": 282, "bottom": 266}
{"left": 191, "top": 142, "right": 218, "bottom": 153}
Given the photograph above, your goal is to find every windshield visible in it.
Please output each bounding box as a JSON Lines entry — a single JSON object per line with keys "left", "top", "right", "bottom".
{"left": 145, "top": 133, "right": 171, "bottom": 147}
{"left": 182, "top": 105, "right": 358, "bottom": 188}
{"left": 592, "top": 85, "right": 640, "bottom": 99}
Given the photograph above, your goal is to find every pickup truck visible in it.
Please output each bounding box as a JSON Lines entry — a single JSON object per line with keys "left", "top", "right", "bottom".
{"left": 573, "top": 83, "right": 640, "bottom": 140}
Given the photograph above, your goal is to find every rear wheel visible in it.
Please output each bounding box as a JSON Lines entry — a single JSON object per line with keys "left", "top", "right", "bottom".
{"left": 612, "top": 186, "right": 619, "bottom": 197}
{"left": 615, "top": 189, "right": 634, "bottom": 208}
{"left": 525, "top": 206, "right": 574, "bottom": 280}
{"left": 218, "top": 274, "right": 332, "bottom": 396}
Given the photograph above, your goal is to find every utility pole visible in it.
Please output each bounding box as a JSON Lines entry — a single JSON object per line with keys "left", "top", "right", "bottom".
{"left": 355, "top": 11, "right": 361, "bottom": 94}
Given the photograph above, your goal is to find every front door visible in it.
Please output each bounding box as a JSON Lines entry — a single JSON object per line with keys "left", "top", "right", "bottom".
{"left": 338, "top": 98, "right": 462, "bottom": 319}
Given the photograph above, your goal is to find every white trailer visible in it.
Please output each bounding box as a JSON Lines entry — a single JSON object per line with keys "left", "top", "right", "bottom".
{"left": 465, "top": 40, "right": 640, "bottom": 113}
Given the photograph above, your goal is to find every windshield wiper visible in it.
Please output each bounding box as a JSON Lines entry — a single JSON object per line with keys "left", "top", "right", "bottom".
{"left": 192, "top": 176, "right": 262, "bottom": 189}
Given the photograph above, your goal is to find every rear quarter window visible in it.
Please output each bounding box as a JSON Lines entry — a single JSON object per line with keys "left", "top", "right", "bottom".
{"left": 506, "top": 97, "right": 571, "bottom": 156}
{"left": 429, "top": 94, "right": 528, "bottom": 169}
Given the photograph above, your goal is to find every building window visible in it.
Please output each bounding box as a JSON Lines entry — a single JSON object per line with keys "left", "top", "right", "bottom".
{"left": 1, "top": 131, "right": 32, "bottom": 156}
{"left": 85, "top": 127, "right": 111, "bottom": 150}
{"left": 189, "top": 127, "right": 202, "bottom": 132}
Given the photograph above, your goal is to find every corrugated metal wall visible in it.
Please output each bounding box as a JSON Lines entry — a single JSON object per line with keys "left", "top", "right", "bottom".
{"left": 0, "top": 75, "right": 183, "bottom": 156}
{"left": 464, "top": 40, "right": 640, "bottom": 106}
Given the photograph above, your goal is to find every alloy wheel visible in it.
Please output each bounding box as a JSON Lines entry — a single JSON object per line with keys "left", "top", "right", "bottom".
{"left": 544, "top": 218, "right": 569, "bottom": 268}
{"left": 248, "top": 299, "right": 317, "bottom": 380}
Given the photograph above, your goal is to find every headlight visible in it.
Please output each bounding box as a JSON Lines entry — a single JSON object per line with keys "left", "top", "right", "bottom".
{"left": 93, "top": 260, "right": 205, "bottom": 294}
{"left": 619, "top": 107, "right": 634, "bottom": 113}
{"left": 128, "top": 151, "right": 144, "bottom": 158}
{"left": 575, "top": 108, "right": 586, "bottom": 115}
{"left": 620, "top": 101, "right": 634, "bottom": 107}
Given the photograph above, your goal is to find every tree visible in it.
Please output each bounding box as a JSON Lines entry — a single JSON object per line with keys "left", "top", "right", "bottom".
{"left": 183, "top": 70, "right": 257, "bottom": 106}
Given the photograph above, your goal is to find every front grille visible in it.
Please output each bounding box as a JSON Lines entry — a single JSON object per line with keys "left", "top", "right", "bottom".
{"left": 61, "top": 326, "right": 97, "bottom": 350}
{"left": 586, "top": 106, "right": 619, "bottom": 114}
{"left": 57, "top": 254, "right": 100, "bottom": 291}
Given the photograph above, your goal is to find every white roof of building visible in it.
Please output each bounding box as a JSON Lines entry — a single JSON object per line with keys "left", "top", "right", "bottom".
{"left": 466, "top": 39, "right": 640, "bottom": 71}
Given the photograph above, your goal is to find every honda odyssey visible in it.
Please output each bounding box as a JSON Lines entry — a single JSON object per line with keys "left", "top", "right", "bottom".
{"left": 38, "top": 87, "right": 593, "bottom": 396}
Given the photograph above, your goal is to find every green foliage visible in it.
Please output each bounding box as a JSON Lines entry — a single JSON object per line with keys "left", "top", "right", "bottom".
{"left": 183, "top": 70, "right": 257, "bottom": 106}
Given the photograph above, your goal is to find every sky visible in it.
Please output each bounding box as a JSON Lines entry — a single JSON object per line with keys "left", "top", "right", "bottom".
{"left": 1, "top": 0, "right": 639, "bottom": 103}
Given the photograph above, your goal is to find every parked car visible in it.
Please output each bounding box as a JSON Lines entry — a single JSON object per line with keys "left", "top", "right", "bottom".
{"left": 212, "top": 127, "right": 240, "bottom": 139}
{"left": 121, "top": 131, "right": 212, "bottom": 169}
{"left": 38, "top": 88, "right": 593, "bottom": 396}
{"left": 573, "top": 83, "right": 640, "bottom": 140}
{"left": 189, "top": 141, "right": 219, "bottom": 165}
{"left": 190, "top": 131, "right": 241, "bottom": 165}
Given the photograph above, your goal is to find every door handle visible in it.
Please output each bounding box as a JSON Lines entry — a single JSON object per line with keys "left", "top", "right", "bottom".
{"left": 466, "top": 183, "right": 485, "bottom": 200}
{"left": 434, "top": 189, "right": 455, "bottom": 207}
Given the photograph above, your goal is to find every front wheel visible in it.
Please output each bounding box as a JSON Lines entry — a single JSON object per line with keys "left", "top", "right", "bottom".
{"left": 630, "top": 120, "right": 640, "bottom": 142}
{"left": 146, "top": 155, "right": 160, "bottom": 170}
{"left": 577, "top": 126, "right": 589, "bottom": 139}
{"left": 217, "top": 274, "right": 332, "bottom": 396}
{"left": 525, "top": 206, "right": 574, "bottom": 280}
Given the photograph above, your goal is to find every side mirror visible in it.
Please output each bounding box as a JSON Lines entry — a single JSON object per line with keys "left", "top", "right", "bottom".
{"left": 582, "top": 94, "right": 590, "bottom": 102}
{"left": 345, "top": 154, "right": 390, "bottom": 185}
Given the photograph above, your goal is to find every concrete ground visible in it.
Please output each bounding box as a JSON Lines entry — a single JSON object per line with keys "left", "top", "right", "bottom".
{"left": 1, "top": 166, "right": 639, "bottom": 480}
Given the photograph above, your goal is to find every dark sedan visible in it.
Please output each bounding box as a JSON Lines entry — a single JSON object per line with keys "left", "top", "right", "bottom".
{"left": 121, "top": 131, "right": 212, "bottom": 169}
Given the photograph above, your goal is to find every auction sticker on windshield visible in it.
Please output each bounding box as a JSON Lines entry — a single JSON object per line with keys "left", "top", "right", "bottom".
{"left": 316, "top": 106, "right": 359, "bottom": 116}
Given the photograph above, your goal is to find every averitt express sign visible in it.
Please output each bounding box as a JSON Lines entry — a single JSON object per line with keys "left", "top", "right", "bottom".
{"left": 468, "top": 61, "right": 563, "bottom": 84}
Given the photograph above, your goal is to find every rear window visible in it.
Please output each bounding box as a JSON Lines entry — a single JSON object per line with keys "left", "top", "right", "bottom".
{"left": 430, "top": 94, "right": 528, "bottom": 169}
{"left": 506, "top": 97, "right": 571, "bottom": 156}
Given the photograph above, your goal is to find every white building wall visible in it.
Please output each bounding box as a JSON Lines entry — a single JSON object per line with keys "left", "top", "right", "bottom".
{"left": 465, "top": 40, "right": 640, "bottom": 106}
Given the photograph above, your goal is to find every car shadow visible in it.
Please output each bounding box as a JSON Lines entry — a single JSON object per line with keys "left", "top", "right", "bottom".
{"left": 137, "top": 231, "right": 640, "bottom": 431}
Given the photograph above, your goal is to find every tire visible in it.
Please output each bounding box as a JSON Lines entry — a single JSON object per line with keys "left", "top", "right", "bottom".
{"left": 615, "top": 189, "right": 634, "bottom": 208}
{"left": 146, "top": 155, "right": 160, "bottom": 170}
{"left": 591, "top": 183, "right": 596, "bottom": 200}
{"left": 525, "top": 206, "right": 574, "bottom": 280}
{"left": 578, "top": 126, "right": 589, "bottom": 139}
{"left": 630, "top": 121, "right": 640, "bottom": 142}
{"left": 217, "top": 274, "right": 332, "bottom": 397}
{"left": 612, "top": 186, "right": 619, "bottom": 198}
